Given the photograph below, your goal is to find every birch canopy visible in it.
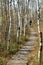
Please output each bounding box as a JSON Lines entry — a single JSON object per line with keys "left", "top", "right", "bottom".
{"left": 0, "top": 0, "right": 43, "bottom": 65}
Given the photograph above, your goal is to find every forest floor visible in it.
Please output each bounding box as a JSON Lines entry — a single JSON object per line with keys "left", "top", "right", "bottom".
{"left": 27, "top": 22, "right": 43, "bottom": 65}
{"left": 7, "top": 26, "right": 38, "bottom": 65}
{"left": 0, "top": 22, "right": 43, "bottom": 65}
{"left": 0, "top": 25, "right": 30, "bottom": 65}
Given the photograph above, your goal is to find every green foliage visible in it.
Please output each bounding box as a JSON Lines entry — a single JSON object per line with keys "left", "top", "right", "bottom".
{"left": 9, "top": 35, "right": 25, "bottom": 54}
{"left": 0, "top": 57, "right": 7, "bottom": 65}
{"left": 0, "top": 44, "right": 7, "bottom": 51}
{"left": 9, "top": 43, "right": 18, "bottom": 54}
{"left": 25, "top": 26, "right": 30, "bottom": 41}
{"left": 0, "top": 0, "right": 31, "bottom": 65}
{"left": 19, "top": 36, "right": 25, "bottom": 44}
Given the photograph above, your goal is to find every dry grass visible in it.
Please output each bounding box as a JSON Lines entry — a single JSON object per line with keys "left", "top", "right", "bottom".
{"left": 27, "top": 21, "right": 43, "bottom": 65}
{"left": 33, "top": 22, "right": 43, "bottom": 65}
{"left": 0, "top": 25, "right": 30, "bottom": 65}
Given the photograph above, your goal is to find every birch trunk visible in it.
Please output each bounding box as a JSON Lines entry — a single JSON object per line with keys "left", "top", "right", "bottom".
{"left": 0, "top": 0, "right": 4, "bottom": 45}
{"left": 4, "top": 0, "right": 8, "bottom": 45}
{"left": 0, "top": 1, "right": 2, "bottom": 46}
{"left": 16, "top": 0, "right": 21, "bottom": 43}
{"left": 36, "top": 0, "right": 42, "bottom": 64}
{"left": 24, "top": 0, "right": 27, "bottom": 36}
{"left": 7, "top": 0, "right": 12, "bottom": 50}
{"left": 20, "top": 6, "right": 22, "bottom": 36}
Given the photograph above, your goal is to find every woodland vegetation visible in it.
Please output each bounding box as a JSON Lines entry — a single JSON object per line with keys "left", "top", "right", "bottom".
{"left": 0, "top": 0, "right": 43, "bottom": 65}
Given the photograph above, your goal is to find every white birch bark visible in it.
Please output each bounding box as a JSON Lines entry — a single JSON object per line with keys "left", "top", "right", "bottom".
{"left": 13, "top": 0, "right": 16, "bottom": 35}
{"left": 0, "top": 0, "right": 3, "bottom": 45}
{"left": 0, "top": 1, "right": 2, "bottom": 45}
{"left": 36, "top": 0, "right": 42, "bottom": 62}
{"left": 20, "top": 6, "right": 22, "bottom": 36}
{"left": 16, "top": 0, "right": 21, "bottom": 43}
{"left": 24, "top": 0, "right": 27, "bottom": 36}
{"left": 7, "top": 0, "right": 12, "bottom": 50}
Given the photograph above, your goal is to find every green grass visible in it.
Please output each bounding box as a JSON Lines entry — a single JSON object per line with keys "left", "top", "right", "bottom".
{"left": 0, "top": 26, "right": 30, "bottom": 65}
{"left": 27, "top": 22, "right": 43, "bottom": 65}
{"left": 0, "top": 57, "right": 7, "bottom": 65}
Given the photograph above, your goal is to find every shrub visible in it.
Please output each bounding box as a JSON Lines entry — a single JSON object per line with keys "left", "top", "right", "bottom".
{"left": 0, "top": 57, "right": 7, "bottom": 65}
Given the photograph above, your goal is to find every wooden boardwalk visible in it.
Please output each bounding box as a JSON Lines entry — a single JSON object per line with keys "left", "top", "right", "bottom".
{"left": 7, "top": 28, "right": 38, "bottom": 65}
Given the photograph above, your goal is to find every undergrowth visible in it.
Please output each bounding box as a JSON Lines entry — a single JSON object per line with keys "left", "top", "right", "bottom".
{"left": 0, "top": 26, "right": 30, "bottom": 65}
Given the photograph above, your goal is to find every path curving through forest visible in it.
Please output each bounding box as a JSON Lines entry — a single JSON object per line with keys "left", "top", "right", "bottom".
{"left": 7, "top": 27, "right": 38, "bottom": 65}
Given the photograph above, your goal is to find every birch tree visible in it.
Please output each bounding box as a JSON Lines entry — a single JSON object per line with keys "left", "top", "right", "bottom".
{"left": 16, "top": 0, "right": 21, "bottom": 43}
{"left": 7, "top": 0, "right": 12, "bottom": 50}
{"left": 0, "top": 0, "right": 2, "bottom": 46}
{"left": 4, "top": 0, "right": 9, "bottom": 45}
{"left": 36, "top": 0, "right": 42, "bottom": 64}
{"left": 24, "top": 0, "right": 27, "bottom": 36}
{"left": 0, "top": 0, "right": 3, "bottom": 44}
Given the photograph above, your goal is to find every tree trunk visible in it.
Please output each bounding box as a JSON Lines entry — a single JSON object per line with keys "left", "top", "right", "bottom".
{"left": 37, "top": 0, "right": 42, "bottom": 65}
{"left": 7, "top": 0, "right": 12, "bottom": 50}
{"left": 16, "top": 0, "right": 21, "bottom": 44}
